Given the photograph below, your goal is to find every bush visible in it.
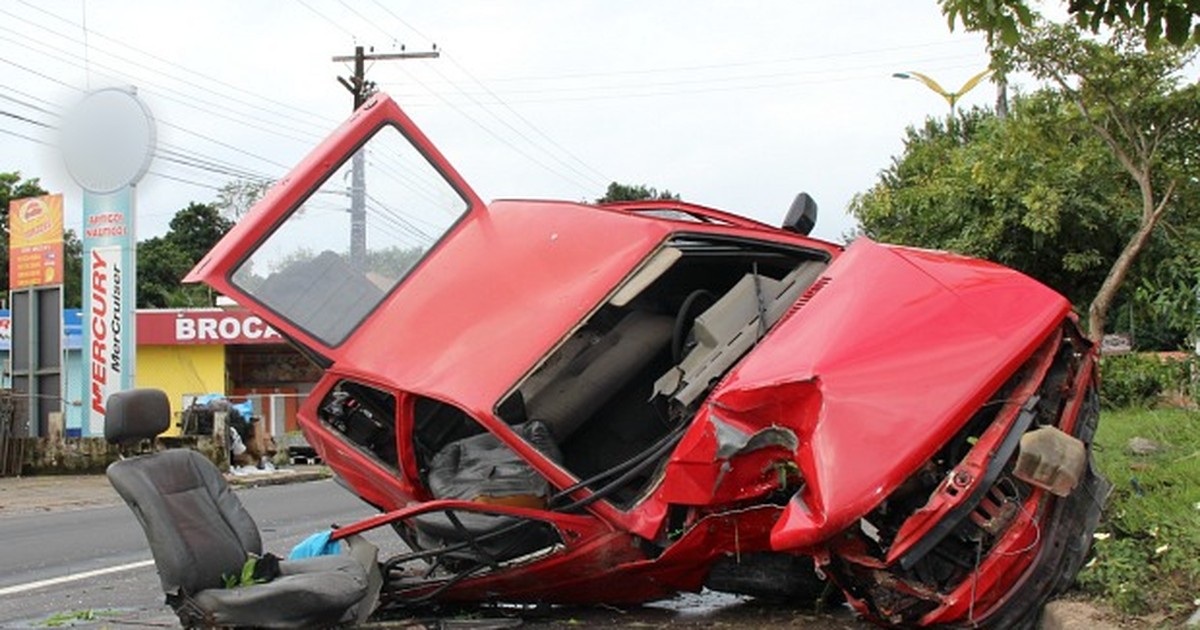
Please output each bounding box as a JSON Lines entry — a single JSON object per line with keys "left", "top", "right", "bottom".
{"left": 1100, "top": 353, "right": 1197, "bottom": 409}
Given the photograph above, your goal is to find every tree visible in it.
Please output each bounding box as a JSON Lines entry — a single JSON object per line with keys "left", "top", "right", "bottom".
{"left": 165, "top": 202, "right": 234, "bottom": 262}
{"left": 137, "top": 202, "right": 233, "bottom": 308}
{"left": 138, "top": 235, "right": 198, "bottom": 308}
{"left": 366, "top": 245, "right": 426, "bottom": 281}
{"left": 940, "top": 0, "right": 1200, "bottom": 46}
{"left": 852, "top": 95, "right": 1133, "bottom": 306}
{"left": 216, "top": 178, "right": 270, "bottom": 220}
{"left": 1010, "top": 23, "right": 1199, "bottom": 340}
{"left": 892, "top": 13, "right": 1199, "bottom": 342}
{"left": 851, "top": 88, "right": 1200, "bottom": 346}
{"left": 596, "top": 182, "right": 680, "bottom": 204}
{"left": 1127, "top": 240, "right": 1200, "bottom": 347}
{"left": 62, "top": 230, "right": 82, "bottom": 309}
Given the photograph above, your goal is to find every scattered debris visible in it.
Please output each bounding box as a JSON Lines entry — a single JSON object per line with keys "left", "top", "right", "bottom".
{"left": 1128, "top": 437, "right": 1163, "bottom": 456}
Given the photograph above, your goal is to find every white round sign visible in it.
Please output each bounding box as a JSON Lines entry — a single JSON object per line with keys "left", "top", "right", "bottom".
{"left": 61, "top": 87, "right": 156, "bottom": 194}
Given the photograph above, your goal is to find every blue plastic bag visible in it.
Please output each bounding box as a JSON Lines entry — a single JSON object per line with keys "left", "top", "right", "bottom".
{"left": 288, "top": 530, "right": 341, "bottom": 560}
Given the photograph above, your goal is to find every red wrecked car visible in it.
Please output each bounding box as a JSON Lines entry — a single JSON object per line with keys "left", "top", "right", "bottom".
{"left": 185, "top": 93, "right": 1110, "bottom": 628}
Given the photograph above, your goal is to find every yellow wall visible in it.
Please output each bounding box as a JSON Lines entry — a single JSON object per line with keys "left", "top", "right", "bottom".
{"left": 136, "top": 345, "right": 226, "bottom": 436}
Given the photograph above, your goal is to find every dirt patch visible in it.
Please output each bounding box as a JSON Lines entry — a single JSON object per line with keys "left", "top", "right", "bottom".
{"left": 1041, "top": 599, "right": 1130, "bottom": 629}
{"left": 0, "top": 474, "right": 119, "bottom": 516}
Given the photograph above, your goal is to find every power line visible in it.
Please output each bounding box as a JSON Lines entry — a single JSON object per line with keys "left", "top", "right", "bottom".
{"left": 0, "top": 80, "right": 292, "bottom": 178}
{"left": 0, "top": 5, "right": 334, "bottom": 137}
{"left": 0, "top": 55, "right": 82, "bottom": 91}
{"left": 364, "top": 191, "right": 441, "bottom": 235}
{"left": 0, "top": 105, "right": 279, "bottom": 187}
{"left": 0, "top": 26, "right": 324, "bottom": 146}
{"left": 0, "top": 125, "right": 51, "bottom": 146}
{"left": 0, "top": 108, "right": 52, "bottom": 128}
{"left": 0, "top": 86, "right": 60, "bottom": 116}
{"left": 384, "top": 52, "right": 984, "bottom": 100}
{"left": 418, "top": 61, "right": 606, "bottom": 189}
{"left": 432, "top": 40, "right": 982, "bottom": 84}
{"left": 445, "top": 53, "right": 610, "bottom": 183}
{"left": 366, "top": 0, "right": 436, "bottom": 45}
{"left": 366, "top": 0, "right": 976, "bottom": 90}
{"left": 155, "top": 151, "right": 273, "bottom": 184}
{"left": 157, "top": 144, "right": 276, "bottom": 182}
{"left": 0, "top": 8, "right": 341, "bottom": 157}
{"left": 390, "top": 63, "right": 595, "bottom": 192}
{"left": 15, "top": 0, "right": 337, "bottom": 126}
{"left": 156, "top": 120, "right": 294, "bottom": 171}
{"left": 0, "top": 85, "right": 280, "bottom": 183}
{"left": 335, "top": 0, "right": 397, "bottom": 45}
{"left": 361, "top": 3, "right": 609, "bottom": 187}
{"left": 296, "top": 0, "right": 357, "bottom": 41}
{"left": 364, "top": 196, "right": 436, "bottom": 244}
{"left": 388, "top": 59, "right": 986, "bottom": 106}
{"left": 367, "top": 158, "right": 452, "bottom": 209}
{"left": 147, "top": 169, "right": 224, "bottom": 191}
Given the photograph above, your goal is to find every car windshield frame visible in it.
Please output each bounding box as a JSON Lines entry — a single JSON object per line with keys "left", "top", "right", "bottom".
{"left": 227, "top": 120, "right": 472, "bottom": 347}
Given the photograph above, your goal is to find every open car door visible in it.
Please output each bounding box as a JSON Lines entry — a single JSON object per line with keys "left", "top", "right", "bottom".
{"left": 184, "top": 93, "right": 484, "bottom": 363}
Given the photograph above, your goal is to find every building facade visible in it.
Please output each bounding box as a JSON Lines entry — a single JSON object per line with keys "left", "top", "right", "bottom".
{"left": 1, "top": 307, "right": 321, "bottom": 438}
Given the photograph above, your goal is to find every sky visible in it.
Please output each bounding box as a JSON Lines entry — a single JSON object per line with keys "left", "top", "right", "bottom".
{"left": 0, "top": 0, "right": 1002, "bottom": 244}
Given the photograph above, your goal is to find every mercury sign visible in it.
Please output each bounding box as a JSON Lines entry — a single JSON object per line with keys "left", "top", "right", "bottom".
{"left": 87, "top": 244, "right": 128, "bottom": 423}
{"left": 62, "top": 87, "right": 155, "bottom": 435}
{"left": 81, "top": 189, "right": 139, "bottom": 436}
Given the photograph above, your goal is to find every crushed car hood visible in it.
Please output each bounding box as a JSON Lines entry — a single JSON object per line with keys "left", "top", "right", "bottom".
{"left": 697, "top": 239, "right": 1072, "bottom": 549}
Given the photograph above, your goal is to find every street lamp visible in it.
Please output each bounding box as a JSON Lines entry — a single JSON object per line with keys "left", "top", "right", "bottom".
{"left": 893, "top": 69, "right": 993, "bottom": 117}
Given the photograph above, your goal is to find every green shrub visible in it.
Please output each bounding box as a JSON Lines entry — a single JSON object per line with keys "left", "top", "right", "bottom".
{"left": 1100, "top": 353, "right": 1196, "bottom": 409}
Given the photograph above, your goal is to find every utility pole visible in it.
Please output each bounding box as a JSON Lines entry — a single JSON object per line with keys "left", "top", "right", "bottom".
{"left": 333, "top": 45, "right": 439, "bottom": 268}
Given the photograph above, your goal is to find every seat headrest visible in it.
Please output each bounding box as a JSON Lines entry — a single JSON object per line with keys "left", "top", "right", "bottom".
{"left": 105, "top": 388, "right": 171, "bottom": 444}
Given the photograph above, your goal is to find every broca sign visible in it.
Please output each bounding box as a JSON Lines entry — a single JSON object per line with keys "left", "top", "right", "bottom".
{"left": 138, "top": 309, "right": 282, "bottom": 345}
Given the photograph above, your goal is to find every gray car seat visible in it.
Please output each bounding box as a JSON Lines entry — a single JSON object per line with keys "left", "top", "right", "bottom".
{"left": 105, "top": 388, "right": 370, "bottom": 628}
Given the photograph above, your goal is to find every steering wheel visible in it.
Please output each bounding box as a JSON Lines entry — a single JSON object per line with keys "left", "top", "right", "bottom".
{"left": 672, "top": 289, "right": 716, "bottom": 364}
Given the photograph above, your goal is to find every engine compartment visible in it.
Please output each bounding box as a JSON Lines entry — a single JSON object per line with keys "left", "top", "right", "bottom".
{"left": 824, "top": 322, "right": 1108, "bottom": 626}
{"left": 495, "top": 235, "right": 829, "bottom": 508}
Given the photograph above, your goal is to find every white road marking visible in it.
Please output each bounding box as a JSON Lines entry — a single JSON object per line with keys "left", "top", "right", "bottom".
{"left": 0, "top": 559, "right": 155, "bottom": 596}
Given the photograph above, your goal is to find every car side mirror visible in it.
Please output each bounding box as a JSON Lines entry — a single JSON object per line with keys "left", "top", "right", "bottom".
{"left": 782, "top": 193, "right": 818, "bottom": 235}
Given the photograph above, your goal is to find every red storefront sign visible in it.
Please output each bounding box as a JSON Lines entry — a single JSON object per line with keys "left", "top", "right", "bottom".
{"left": 137, "top": 309, "right": 283, "bottom": 345}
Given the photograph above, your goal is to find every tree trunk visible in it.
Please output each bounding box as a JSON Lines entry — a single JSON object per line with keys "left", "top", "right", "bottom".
{"left": 1087, "top": 179, "right": 1171, "bottom": 343}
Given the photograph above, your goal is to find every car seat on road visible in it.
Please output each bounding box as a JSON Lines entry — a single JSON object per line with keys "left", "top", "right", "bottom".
{"left": 104, "top": 388, "right": 373, "bottom": 629}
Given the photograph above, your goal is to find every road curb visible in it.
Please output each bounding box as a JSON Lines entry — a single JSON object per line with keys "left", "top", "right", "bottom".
{"left": 225, "top": 468, "right": 331, "bottom": 489}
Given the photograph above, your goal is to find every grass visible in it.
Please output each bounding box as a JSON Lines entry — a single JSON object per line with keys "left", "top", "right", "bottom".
{"left": 1077, "top": 406, "right": 1200, "bottom": 620}
{"left": 38, "top": 609, "right": 120, "bottom": 627}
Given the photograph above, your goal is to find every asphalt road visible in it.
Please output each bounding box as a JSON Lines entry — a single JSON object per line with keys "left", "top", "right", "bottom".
{"left": 0, "top": 479, "right": 380, "bottom": 628}
{"left": 0, "top": 479, "right": 866, "bottom": 629}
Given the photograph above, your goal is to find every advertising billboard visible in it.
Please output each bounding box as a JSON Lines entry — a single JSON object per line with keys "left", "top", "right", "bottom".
{"left": 8, "top": 193, "right": 64, "bottom": 289}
